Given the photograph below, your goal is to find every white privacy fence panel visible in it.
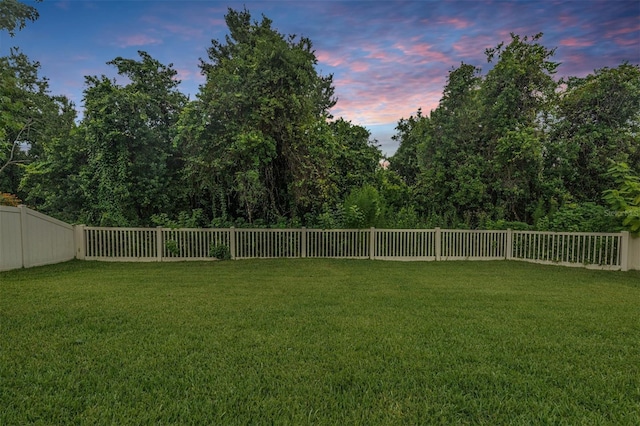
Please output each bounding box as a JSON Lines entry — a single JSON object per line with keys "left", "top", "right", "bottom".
{"left": 0, "top": 206, "right": 24, "bottom": 271}
{"left": 0, "top": 206, "right": 75, "bottom": 271}
{"left": 306, "top": 229, "right": 370, "bottom": 258}
{"left": 512, "top": 231, "right": 623, "bottom": 269}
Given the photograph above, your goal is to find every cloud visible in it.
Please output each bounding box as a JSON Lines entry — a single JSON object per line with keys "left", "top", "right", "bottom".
{"left": 437, "top": 17, "right": 472, "bottom": 30}
{"left": 113, "top": 34, "right": 162, "bottom": 48}
{"left": 559, "top": 37, "right": 595, "bottom": 48}
{"left": 316, "top": 50, "right": 346, "bottom": 67}
{"left": 394, "top": 42, "right": 450, "bottom": 64}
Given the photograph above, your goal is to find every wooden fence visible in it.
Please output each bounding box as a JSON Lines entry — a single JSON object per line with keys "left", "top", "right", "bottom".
{"left": 77, "top": 226, "right": 636, "bottom": 271}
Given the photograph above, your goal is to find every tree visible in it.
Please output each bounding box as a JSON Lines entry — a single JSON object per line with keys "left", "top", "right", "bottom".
{"left": 548, "top": 63, "right": 640, "bottom": 202}
{"left": 80, "top": 51, "right": 187, "bottom": 226}
{"left": 330, "top": 118, "right": 381, "bottom": 201}
{"left": 479, "top": 33, "right": 559, "bottom": 222}
{"left": 389, "top": 110, "right": 425, "bottom": 187}
{"left": 412, "top": 63, "right": 487, "bottom": 226}
{"left": 1, "top": 49, "right": 72, "bottom": 198}
{"left": 0, "top": 0, "right": 41, "bottom": 37}
{"left": 179, "top": 8, "right": 338, "bottom": 224}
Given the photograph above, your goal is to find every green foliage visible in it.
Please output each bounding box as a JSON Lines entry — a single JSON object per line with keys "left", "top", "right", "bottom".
{"left": 483, "top": 219, "right": 532, "bottom": 231}
{"left": 165, "top": 239, "right": 179, "bottom": 256}
{"left": 1, "top": 49, "right": 75, "bottom": 203}
{"left": 179, "top": 8, "right": 339, "bottom": 225}
{"left": 536, "top": 202, "right": 619, "bottom": 233}
{"left": 551, "top": 64, "right": 640, "bottom": 201}
{"left": 603, "top": 162, "right": 640, "bottom": 235}
{"left": 151, "top": 209, "right": 206, "bottom": 229}
{"left": 343, "top": 185, "right": 385, "bottom": 228}
{"left": 209, "top": 243, "right": 231, "bottom": 260}
{"left": 79, "top": 51, "right": 187, "bottom": 226}
{"left": 0, "top": 0, "right": 41, "bottom": 37}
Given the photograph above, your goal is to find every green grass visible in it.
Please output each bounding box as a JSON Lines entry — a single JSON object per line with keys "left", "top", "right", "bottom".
{"left": 1, "top": 260, "right": 639, "bottom": 425}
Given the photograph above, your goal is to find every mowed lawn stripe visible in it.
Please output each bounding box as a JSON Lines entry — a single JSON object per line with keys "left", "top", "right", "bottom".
{"left": 1, "top": 260, "right": 638, "bottom": 425}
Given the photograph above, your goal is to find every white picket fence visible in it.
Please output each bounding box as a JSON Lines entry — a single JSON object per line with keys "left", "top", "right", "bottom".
{"left": 2, "top": 206, "right": 639, "bottom": 272}
{"left": 76, "top": 225, "right": 638, "bottom": 271}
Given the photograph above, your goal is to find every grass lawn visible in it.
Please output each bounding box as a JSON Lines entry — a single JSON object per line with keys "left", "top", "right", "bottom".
{"left": 1, "top": 259, "right": 639, "bottom": 425}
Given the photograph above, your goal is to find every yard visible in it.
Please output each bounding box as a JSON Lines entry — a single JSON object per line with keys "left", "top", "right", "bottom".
{"left": 1, "top": 259, "right": 638, "bottom": 424}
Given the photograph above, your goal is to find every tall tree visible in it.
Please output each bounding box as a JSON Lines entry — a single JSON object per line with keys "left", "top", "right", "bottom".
{"left": 80, "top": 51, "right": 186, "bottom": 226}
{"left": 479, "top": 33, "right": 559, "bottom": 222}
{"left": 1, "top": 49, "right": 72, "bottom": 197}
{"left": 330, "top": 118, "right": 381, "bottom": 201}
{"left": 179, "top": 8, "right": 337, "bottom": 224}
{"left": 414, "top": 63, "right": 487, "bottom": 225}
{"left": 548, "top": 63, "right": 640, "bottom": 202}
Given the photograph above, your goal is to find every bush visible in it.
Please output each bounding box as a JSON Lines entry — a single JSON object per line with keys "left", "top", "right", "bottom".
{"left": 536, "top": 202, "right": 620, "bottom": 233}
{"left": 343, "top": 185, "right": 385, "bottom": 228}
{"left": 165, "top": 240, "right": 179, "bottom": 256}
{"left": 209, "top": 243, "right": 231, "bottom": 260}
{"left": 0, "top": 193, "right": 21, "bottom": 207}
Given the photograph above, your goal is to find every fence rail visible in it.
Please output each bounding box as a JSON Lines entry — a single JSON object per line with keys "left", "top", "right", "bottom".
{"left": 77, "top": 226, "right": 633, "bottom": 271}
{"left": 2, "top": 207, "right": 637, "bottom": 272}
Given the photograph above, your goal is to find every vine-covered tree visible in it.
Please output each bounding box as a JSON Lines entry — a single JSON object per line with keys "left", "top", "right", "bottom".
{"left": 178, "top": 8, "right": 338, "bottom": 225}
{"left": 80, "top": 51, "right": 187, "bottom": 226}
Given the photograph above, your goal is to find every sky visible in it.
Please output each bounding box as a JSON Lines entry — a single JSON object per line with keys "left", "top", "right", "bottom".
{"left": 2, "top": 0, "right": 639, "bottom": 155}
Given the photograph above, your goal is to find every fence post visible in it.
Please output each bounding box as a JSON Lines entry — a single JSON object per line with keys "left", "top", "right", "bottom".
{"left": 229, "top": 227, "right": 236, "bottom": 260}
{"left": 156, "top": 226, "right": 163, "bottom": 262}
{"left": 435, "top": 227, "right": 441, "bottom": 261}
{"left": 301, "top": 227, "right": 307, "bottom": 258}
{"left": 506, "top": 228, "right": 513, "bottom": 260}
{"left": 620, "top": 231, "right": 629, "bottom": 272}
{"left": 74, "top": 224, "right": 86, "bottom": 260}
{"left": 19, "top": 205, "right": 30, "bottom": 268}
{"left": 369, "top": 227, "right": 376, "bottom": 260}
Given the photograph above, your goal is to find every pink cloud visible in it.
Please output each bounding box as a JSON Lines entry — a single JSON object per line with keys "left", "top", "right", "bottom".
{"left": 316, "top": 50, "right": 346, "bottom": 67}
{"left": 437, "top": 17, "right": 472, "bottom": 29}
{"left": 350, "top": 61, "right": 369, "bottom": 73}
{"left": 605, "top": 23, "right": 640, "bottom": 38}
{"left": 114, "top": 34, "right": 162, "bottom": 48}
{"left": 559, "top": 37, "right": 594, "bottom": 48}
{"left": 452, "top": 35, "right": 496, "bottom": 60}
{"left": 394, "top": 42, "right": 450, "bottom": 64}
{"left": 614, "top": 37, "right": 640, "bottom": 47}
{"left": 363, "top": 43, "right": 401, "bottom": 63}
{"left": 330, "top": 68, "right": 446, "bottom": 126}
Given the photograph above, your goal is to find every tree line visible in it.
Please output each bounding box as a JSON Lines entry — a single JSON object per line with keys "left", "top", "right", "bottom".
{"left": 1, "top": 6, "right": 639, "bottom": 233}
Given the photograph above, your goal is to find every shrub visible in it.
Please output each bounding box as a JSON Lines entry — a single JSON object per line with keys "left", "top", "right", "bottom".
{"left": 165, "top": 240, "right": 179, "bottom": 256}
{"left": 0, "top": 193, "right": 21, "bottom": 207}
{"left": 209, "top": 243, "right": 231, "bottom": 260}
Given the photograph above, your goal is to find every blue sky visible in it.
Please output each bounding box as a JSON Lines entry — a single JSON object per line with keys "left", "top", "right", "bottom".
{"left": 2, "top": 0, "right": 639, "bottom": 155}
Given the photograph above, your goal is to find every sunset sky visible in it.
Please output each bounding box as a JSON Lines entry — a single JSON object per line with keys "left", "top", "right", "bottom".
{"left": 2, "top": 0, "right": 639, "bottom": 155}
